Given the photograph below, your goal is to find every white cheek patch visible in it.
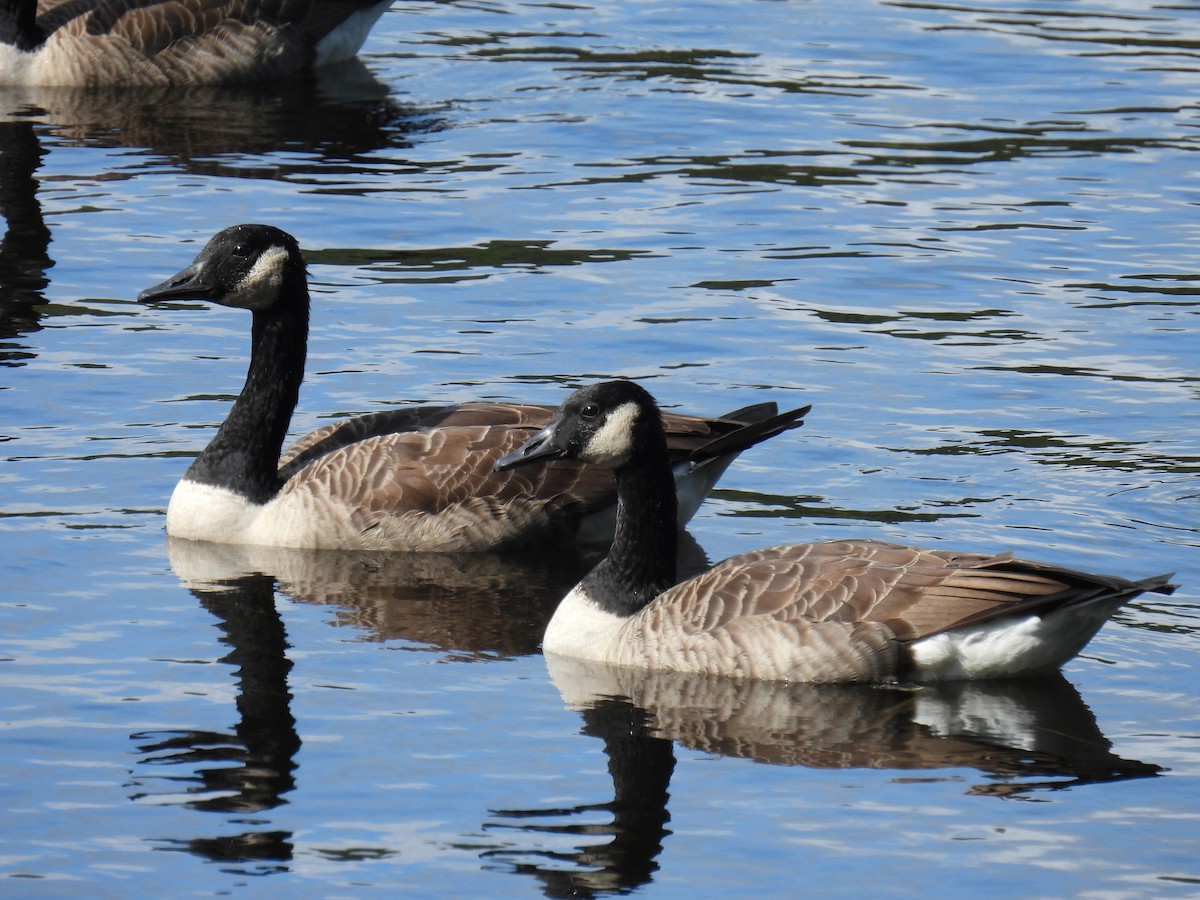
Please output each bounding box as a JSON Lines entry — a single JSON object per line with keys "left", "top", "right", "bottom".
{"left": 583, "top": 401, "right": 639, "bottom": 467}
{"left": 232, "top": 245, "right": 289, "bottom": 310}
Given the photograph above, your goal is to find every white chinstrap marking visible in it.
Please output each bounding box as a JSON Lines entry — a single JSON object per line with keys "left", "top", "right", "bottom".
{"left": 231, "top": 244, "right": 289, "bottom": 310}
{"left": 581, "top": 401, "right": 639, "bottom": 467}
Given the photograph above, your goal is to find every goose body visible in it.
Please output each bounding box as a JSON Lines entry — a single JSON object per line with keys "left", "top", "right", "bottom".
{"left": 494, "top": 380, "right": 1178, "bottom": 683}
{"left": 0, "top": 0, "right": 392, "bottom": 87}
{"left": 139, "top": 224, "right": 808, "bottom": 552}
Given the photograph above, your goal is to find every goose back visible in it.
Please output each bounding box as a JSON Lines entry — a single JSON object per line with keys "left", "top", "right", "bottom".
{"left": 1, "top": 0, "right": 391, "bottom": 86}
{"left": 170, "top": 402, "right": 798, "bottom": 552}
{"left": 569, "top": 538, "right": 1172, "bottom": 682}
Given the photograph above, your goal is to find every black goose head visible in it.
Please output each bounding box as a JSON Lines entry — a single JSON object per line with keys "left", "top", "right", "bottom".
{"left": 138, "top": 224, "right": 306, "bottom": 312}
{"left": 495, "top": 380, "right": 662, "bottom": 473}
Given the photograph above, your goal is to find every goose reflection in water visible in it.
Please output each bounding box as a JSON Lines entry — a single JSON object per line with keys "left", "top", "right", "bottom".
{"left": 0, "top": 119, "right": 51, "bottom": 363}
{"left": 0, "top": 59, "right": 436, "bottom": 155}
{"left": 483, "top": 658, "right": 1161, "bottom": 897}
{"left": 140, "top": 534, "right": 625, "bottom": 875}
{"left": 154, "top": 537, "right": 1160, "bottom": 890}
{"left": 162, "top": 534, "right": 717, "bottom": 659}
{"left": 128, "top": 571, "right": 298, "bottom": 874}
{"left": 484, "top": 697, "right": 675, "bottom": 899}
{"left": 0, "top": 60, "right": 439, "bottom": 366}
{"left": 163, "top": 530, "right": 716, "bottom": 670}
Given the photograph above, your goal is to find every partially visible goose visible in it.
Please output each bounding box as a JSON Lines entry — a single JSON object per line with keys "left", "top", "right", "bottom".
{"left": 494, "top": 380, "right": 1178, "bottom": 683}
{"left": 138, "top": 224, "right": 809, "bottom": 552}
{"left": 0, "top": 0, "right": 392, "bottom": 87}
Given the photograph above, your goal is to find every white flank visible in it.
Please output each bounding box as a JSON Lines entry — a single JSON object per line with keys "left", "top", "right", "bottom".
{"left": 314, "top": 2, "right": 391, "bottom": 66}
{"left": 910, "top": 612, "right": 1089, "bottom": 681}
{"left": 671, "top": 452, "right": 743, "bottom": 523}
{"left": 572, "top": 460, "right": 721, "bottom": 543}
{"left": 166, "top": 479, "right": 350, "bottom": 548}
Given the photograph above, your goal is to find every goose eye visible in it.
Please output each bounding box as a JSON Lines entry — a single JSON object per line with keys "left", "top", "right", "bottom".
{"left": 231, "top": 243, "right": 251, "bottom": 258}
{"left": 580, "top": 404, "right": 599, "bottom": 419}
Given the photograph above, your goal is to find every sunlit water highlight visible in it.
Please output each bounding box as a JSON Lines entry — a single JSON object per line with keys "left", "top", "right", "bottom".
{"left": 1, "top": 0, "right": 1197, "bottom": 895}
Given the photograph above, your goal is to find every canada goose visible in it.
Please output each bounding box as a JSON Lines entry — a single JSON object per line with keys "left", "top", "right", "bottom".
{"left": 138, "top": 224, "right": 809, "bottom": 552}
{"left": 494, "top": 380, "right": 1178, "bottom": 683}
{"left": 0, "top": 0, "right": 392, "bottom": 87}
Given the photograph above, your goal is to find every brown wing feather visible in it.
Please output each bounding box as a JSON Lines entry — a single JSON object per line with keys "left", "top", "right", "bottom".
{"left": 666, "top": 539, "right": 1075, "bottom": 638}
{"left": 278, "top": 403, "right": 555, "bottom": 475}
{"left": 277, "top": 401, "right": 779, "bottom": 481}
{"left": 32, "top": 0, "right": 370, "bottom": 85}
{"left": 615, "top": 539, "right": 1089, "bottom": 681}
{"left": 609, "top": 539, "right": 1176, "bottom": 682}
{"left": 264, "top": 401, "right": 783, "bottom": 550}
{"left": 276, "top": 419, "right": 617, "bottom": 547}
{"left": 37, "top": 0, "right": 312, "bottom": 38}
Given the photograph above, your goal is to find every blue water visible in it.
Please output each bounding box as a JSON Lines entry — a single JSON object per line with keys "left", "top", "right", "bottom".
{"left": 1, "top": 0, "right": 1198, "bottom": 895}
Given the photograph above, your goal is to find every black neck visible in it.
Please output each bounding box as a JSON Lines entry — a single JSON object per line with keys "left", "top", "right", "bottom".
{"left": 1, "top": 0, "right": 44, "bottom": 52}
{"left": 184, "top": 283, "right": 309, "bottom": 504}
{"left": 580, "top": 417, "right": 678, "bottom": 617}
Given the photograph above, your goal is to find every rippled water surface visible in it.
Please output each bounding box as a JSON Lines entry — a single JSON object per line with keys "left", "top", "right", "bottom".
{"left": 2, "top": 1, "right": 1198, "bottom": 896}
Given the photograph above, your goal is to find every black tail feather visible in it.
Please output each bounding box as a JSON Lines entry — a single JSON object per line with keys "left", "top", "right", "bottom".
{"left": 1134, "top": 573, "right": 1177, "bottom": 596}
{"left": 690, "top": 405, "right": 810, "bottom": 470}
{"left": 718, "top": 401, "right": 779, "bottom": 423}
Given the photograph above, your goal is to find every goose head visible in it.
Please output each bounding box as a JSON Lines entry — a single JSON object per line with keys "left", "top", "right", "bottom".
{"left": 496, "top": 380, "right": 662, "bottom": 473}
{"left": 138, "top": 223, "right": 306, "bottom": 312}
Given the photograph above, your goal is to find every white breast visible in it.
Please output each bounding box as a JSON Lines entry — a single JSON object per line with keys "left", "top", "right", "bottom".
{"left": 542, "top": 587, "right": 626, "bottom": 661}
{"left": 166, "top": 480, "right": 260, "bottom": 543}
{"left": 165, "top": 479, "right": 346, "bottom": 548}
{"left": 164, "top": 476, "right": 524, "bottom": 551}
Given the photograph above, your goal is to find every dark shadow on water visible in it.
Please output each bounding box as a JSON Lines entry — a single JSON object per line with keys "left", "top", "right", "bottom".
{"left": 0, "top": 119, "right": 51, "bottom": 365}
{"left": 480, "top": 657, "right": 1162, "bottom": 897}
{"left": 128, "top": 571, "right": 299, "bottom": 875}
{"left": 142, "top": 534, "right": 623, "bottom": 877}
{"left": 140, "top": 532, "right": 709, "bottom": 877}
{"left": 483, "top": 697, "right": 675, "bottom": 899}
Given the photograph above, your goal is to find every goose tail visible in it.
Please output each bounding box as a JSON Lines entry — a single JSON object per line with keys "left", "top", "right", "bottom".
{"left": 690, "top": 403, "right": 810, "bottom": 470}
{"left": 672, "top": 404, "right": 809, "bottom": 524}
{"left": 1132, "top": 572, "right": 1178, "bottom": 596}
{"left": 909, "top": 570, "right": 1178, "bottom": 681}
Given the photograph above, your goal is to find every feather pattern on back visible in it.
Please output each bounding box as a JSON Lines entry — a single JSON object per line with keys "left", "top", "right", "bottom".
{"left": 597, "top": 539, "right": 1082, "bottom": 682}
{"left": 265, "top": 404, "right": 789, "bottom": 550}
